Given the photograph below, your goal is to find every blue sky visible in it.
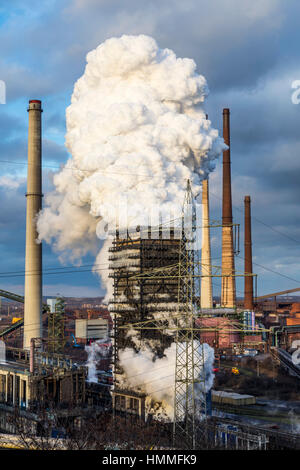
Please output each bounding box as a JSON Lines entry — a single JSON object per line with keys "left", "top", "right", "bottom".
{"left": 1, "top": 0, "right": 300, "bottom": 298}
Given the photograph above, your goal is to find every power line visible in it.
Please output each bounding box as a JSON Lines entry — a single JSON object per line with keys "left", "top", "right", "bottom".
{"left": 0, "top": 159, "right": 181, "bottom": 181}
{"left": 209, "top": 189, "right": 300, "bottom": 246}
{"left": 0, "top": 255, "right": 223, "bottom": 279}
{"left": 2, "top": 157, "right": 299, "bottom": 246}
{"left": 236, "top": 254, "right": 300, "bottom": 285}
{"left": 0, "top": 262, "right": 109, "bottom": 277}
{"left": 2, "top": 158, "right": 300, "bottom": 293}
{"left": 0, "top": 266, "right": 109, "bottom": 279}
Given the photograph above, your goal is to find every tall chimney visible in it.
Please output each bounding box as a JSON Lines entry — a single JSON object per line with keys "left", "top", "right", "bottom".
{"left": 200, "top": 178, "right": 213, "bottom": 308}
{"left": 244, "top": 195, "right": 253, "bottom": 310}
{"left": 221, "top": 108, "right": 236, "bottom": 307}
{"left": 23, "top": 100, "right": 43, "bottom": 349}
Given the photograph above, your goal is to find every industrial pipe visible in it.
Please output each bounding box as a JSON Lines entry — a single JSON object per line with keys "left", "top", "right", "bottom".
{"left": 222, "top": 108, "right": 233, "bottom": 226}
{"left": 201, "top": 178, "right": 213, "bottom": 308}
{"left": 29, "top": 338, "right": 35, "bottom": 373}
{"left": 244, "top": 195, "right": 253, "bottom": 310}
{"left": 221, "top": 108, "right": 236, "bottom": 307}
{"left": 23, "top": 100, "right": 43, "bottom": 349}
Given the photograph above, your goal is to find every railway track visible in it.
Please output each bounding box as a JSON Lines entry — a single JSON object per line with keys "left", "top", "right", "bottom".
{"left": 210, "top": 416, "right": 300, "bottom": 449}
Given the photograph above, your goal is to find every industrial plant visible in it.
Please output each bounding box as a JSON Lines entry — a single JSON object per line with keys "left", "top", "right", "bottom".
{"left": 0, "top": 92, "right": 298, "bottom": 451}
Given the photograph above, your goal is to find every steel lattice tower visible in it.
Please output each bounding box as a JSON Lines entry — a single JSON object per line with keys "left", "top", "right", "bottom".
{"left": 48, "top": 297, "right": 65, "bottom": 354}
{"left": 173, "top": 180, "right": 207, "bottom": 450}
{"left": 112, "top": 180, "right": 256, "bottom": 448}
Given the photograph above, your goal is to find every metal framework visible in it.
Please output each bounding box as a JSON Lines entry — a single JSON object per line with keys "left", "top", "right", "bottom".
{"left": 109, "top": 225, "right": 183, "bottom": 391}
{"left": 0, "top": 289, "right": 24, "bottom": 303}
{"left": 48, "top": 297, "right": 65, "bottom": 354}
{"left": 173, "top": 180, "right": 206, "bottom": 449}
{"left": 0, "top": 289, "right": 49, "bottom": 339}
{"left": 110, "top": 180, "right": 259, "bottom": 449}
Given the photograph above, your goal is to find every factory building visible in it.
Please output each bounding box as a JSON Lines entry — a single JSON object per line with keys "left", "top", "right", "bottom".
{"left": 0, "top": 345, "right": 88, "bottom": 434}
{"left": 0, "top": 362, "right": 30, "bottom": 409}
{"left": 196, "top": 317, "right": 241, "bottom": 349}
{"left": 2, "top": 97, "right": 296, "bottom": 448}
{"left": 0, "top": 101, "right": 109, "bottom": 437}
{"left": 0, "top": 358, "right": 86, "bottom": 411}
{"left": 109, "top": 227, "right": 185, "bottom": 418}
{"left": 75, "top": 318, "right": 108, "bottom": 344}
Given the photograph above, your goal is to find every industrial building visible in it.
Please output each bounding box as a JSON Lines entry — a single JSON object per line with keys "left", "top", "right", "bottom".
{"left": 0, "top": 101, "right": 110, "bottom": 436}
{"left": 109, "top": 227, "right": 185, "bottom": 417}
{"left": 75, "top": 318, "right": 108, "bottom": 344}
{"left": 0, "top": 99, "right": 298, "bottom": 450}
{"left": 0, "top": 344, "right": 88, "bottom": 434}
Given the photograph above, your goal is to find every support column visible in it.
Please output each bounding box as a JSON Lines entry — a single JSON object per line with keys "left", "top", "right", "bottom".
{"left": 23, "top": 100, "right": 43, "bottom": 349}
{"left": 201, "top": 178, "right": 213, "bottom": 308}
{"left": 221, "top": 108, "right": 236, "bottom": 307}
{"left": 244, "top": 196, "right": 254, "bottom": 310}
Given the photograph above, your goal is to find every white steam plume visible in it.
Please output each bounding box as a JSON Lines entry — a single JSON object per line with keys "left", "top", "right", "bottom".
{"left": 37, "top": 34, "right": 226, "bottom": 295}
{"left": 37, "top": 35, "right": 221, "bottom": 417}
{"left": 119, "top": 342, "right": 215, "bottom": 420}
{"left": 85, "top": 338, "right": 111, "bottom": 383}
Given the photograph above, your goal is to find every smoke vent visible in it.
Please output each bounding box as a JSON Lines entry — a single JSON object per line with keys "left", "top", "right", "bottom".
{"left": 221, "top": 108, "right": 236, "bottom": 308}
{"left": 200, "top": 178, "right": 213, "bottom": 308}
{"left": 23, "top": 100, "right": 43, "bottom": 349}
{"left": 244, "top": 195, "right": 253, "bottom": 310}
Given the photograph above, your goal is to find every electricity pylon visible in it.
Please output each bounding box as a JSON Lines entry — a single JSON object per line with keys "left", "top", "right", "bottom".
{"left": 48, "top": 297, "right": 65, "bottom": 353}
{"left": 172, "top": 179, "right": 207, "bottom": 449}
{"left": 115, "top": 180, "right": 258, "bottom": 449}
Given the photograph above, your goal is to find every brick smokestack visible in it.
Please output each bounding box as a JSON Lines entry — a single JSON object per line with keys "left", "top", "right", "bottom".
{"left": 23, "top": 100, "right": 43, "bottom": 349}
{"left": 244, "top": 195, "right": 253, "bottom": 310}
{"left": 221, "top": 108, "right": 236, "bottom": 307}
{"left": 200, "top": 178, "right": 213, "bottom": 308}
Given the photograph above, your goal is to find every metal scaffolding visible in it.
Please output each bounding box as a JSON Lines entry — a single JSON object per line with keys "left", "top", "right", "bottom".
{"left": 172, "top": 180, "right": 206, "bottom": 449}
{"left": 110, "top": 180, "right": 260, "bottom": 449}
{"left": 48, "top": 297, "right": 65, "bottom": 354}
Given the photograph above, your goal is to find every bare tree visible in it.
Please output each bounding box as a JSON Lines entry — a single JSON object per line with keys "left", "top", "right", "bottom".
{"left": 7, "top": 406, "right": 173, "bottom": 450}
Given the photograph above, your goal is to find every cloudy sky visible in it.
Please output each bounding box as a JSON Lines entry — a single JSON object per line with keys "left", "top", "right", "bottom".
{"left": 0, "top": 0, "right": 300, "bottom": 298}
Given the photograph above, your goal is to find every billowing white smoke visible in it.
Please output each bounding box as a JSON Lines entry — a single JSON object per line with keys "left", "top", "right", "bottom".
{"left": 85, "top": 338, "right": 111, "bottom": 383}
{"left": 119, "top": 342, "right": 214, "bottom": 420}
{"left": 37, "top": 35, "right": 222, "bottom": 416}
{"left": 37, "top": 34, "right": 226, "bottom": 296}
